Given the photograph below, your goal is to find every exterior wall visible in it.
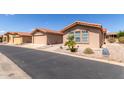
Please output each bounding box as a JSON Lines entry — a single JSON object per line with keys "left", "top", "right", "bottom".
{"left": 8, "top": 34, "right": 14, "bottom": 44}
{"left": 32, "top": 32, "right": 47, "bottom": 45}
{"left": 14, "top": 36, "right": 32, "bottom": 45}
{"left": 99, "top": 31, "right": 105, "bottom": 47}
{"left": 4, "top": 34, "right": 31, "bottom": 45}
{"left": 14, "top": 37, "right": 23, "bottom": 45}
{"left": 47, "top": 34, "right": 63, "bottom": 45}
{"left": 32, "top": 31, "right": 63, "bottom": 45}
{"left": 3, "top": 34, "right": 15, "bottom": 44}
{"left": 3, "top": 35, "right": 9, "bottom": 43}
{"left": 22, "top": 36, "right": 32, "bottom": 43}
{"left": 63, "top": 25, "right": 103, "bottom": 48}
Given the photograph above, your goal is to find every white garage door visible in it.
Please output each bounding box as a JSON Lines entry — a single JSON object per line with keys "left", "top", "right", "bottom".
{"left": 33, "top": 35, "right": 46, "bottom": 45}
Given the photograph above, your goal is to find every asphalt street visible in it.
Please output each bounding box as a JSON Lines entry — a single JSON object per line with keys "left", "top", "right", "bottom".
{"left": 0, "top": 45, "right": 124, "bottom": 79}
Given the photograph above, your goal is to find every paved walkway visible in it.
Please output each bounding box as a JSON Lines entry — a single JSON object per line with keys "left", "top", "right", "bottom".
{"left": 0, "top": 53, "right": 31, "bottom": 79}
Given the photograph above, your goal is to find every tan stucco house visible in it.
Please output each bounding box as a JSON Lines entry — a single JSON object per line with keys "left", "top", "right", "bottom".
{"left": 31, "top": 28, "right": 63, "bottom": 45}
{"left": 2, "top": 21, "right": 106, "bottom": 48}
{"left": 2, "top": 34, "right": 9, "bottom": 43}
{"left": 60, "top": 21, "right": 106, "bottom": 48}
{"left": 4, "top": 32, "right": 32, "bottom": 44}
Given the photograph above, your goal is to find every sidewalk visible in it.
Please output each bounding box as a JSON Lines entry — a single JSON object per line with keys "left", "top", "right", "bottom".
{"left": 0, "top": 53, "right": 31, "bottom": 79}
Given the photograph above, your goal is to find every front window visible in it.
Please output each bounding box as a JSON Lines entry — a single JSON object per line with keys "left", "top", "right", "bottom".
{"left": 69, "top": 32, "right": 74, "bottom": 35}
{"left": 82, "top": 31, "right": 89, "bottom": 43}
{"left": 74, "top": 31, "right": 80, "bottom": 42}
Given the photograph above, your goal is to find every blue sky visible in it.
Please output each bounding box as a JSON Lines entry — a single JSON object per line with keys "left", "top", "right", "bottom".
{"left": 0, "top": 14, "right": 124, "bottom": 35}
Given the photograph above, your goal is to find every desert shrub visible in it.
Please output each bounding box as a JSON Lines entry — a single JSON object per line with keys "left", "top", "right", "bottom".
{"left": 118, "top": 37, "right": 124, "bottom": 43}
{"left": 83, "top": 48, "right": 94, "bottom": 54}
{"left": 107, "top": 38, "right": 116, "bottom": 43}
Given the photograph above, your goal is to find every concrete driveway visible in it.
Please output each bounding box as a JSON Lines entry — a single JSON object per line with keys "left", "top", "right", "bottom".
{"left": 0, "top": 45, "right": 124, "bottom": 79}
{"left": 0, "top": 53, "right": 31, "bottom": 79}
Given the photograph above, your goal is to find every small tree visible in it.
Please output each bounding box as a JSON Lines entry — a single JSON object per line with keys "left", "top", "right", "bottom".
{"left": 65, "top": 34, "right": 76, "bottom": 52}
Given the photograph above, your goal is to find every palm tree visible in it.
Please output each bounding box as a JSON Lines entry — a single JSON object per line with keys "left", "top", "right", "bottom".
{"left": 65, "top": 34, "right": 76, "bottom": 52}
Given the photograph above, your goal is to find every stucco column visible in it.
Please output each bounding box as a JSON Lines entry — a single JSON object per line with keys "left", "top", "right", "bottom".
{"left": 32, "top": 36, "right": 34, "bottom": 43}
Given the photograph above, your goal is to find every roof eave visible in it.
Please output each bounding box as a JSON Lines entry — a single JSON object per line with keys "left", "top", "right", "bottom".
{"left": 60, "top": 23, "right": 102, "bottom": 33}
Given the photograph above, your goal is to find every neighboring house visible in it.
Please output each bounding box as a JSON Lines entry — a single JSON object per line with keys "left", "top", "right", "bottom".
{"left": 60, "top": 21, "right": 106, "bottom": 48}
{"left": 106, "top": 32, "right": 117, "bottom": 39}
{"left": 0, "top": 35, "right": 2, "bottom": 42}
{"left": 4, "top": 32, "right": 32, "bottom": 44}
{"left": 2, "top": 34, "right": 9, "bottom": 43}
{"left": 31, "top": 28, "right": 63, "bottom": 45}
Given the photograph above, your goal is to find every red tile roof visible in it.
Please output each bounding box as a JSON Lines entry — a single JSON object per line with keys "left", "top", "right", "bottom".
{"left": 31, "top": 28, "right": 63, "bottom": 35}
{"left": 60, "top": 21, "right": 106, "bottom": 33}
{"left": 5, "top": 32, "right": 31, "bottom": 36}
{"left": 102, "top": 28, "right": 107, "bottom": 33}
{"left": 16, "top": 32, "right": 31, "bottom": 36}
{"left": 4, "top": 21, "right": 107, "bottom": 37}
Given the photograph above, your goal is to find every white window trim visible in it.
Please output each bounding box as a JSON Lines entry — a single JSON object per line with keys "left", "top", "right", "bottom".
{"left": 82, "top": 30, "right": 89, "bottom": 43}
{"left": 74, "top": 31, "right": 81, "bottom": 43}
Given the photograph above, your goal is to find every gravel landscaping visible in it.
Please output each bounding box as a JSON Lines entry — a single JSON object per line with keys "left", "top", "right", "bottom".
{"left": 54, "top": 44, "right": 124, "bottom": 63}
{"left": 104, "top": 43, "right": 124, "bottom": 63}
{"left": 54, "top": 46, "right": 109, "bottom": 60}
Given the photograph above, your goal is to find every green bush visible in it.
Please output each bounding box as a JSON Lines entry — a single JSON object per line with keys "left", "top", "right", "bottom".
{"left": 107, "top": 38, "right": 116, "bottom": 43}
{"left": 118, "top": 37, "right": 124, "bottom": 43}
{"left": 65, "top": 34, "right": 77, "bottom": 52}
{"left": 83, "top": 48, "right": 94, "bottom": 54}
{"left": 117, "top": 31, "right": 124, "bottom": 37}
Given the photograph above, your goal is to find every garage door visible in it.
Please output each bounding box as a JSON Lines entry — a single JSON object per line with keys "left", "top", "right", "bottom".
{"left": 33, "top": 35, "right": 46, "bottom": 45}
{"left": 14, "top": 37, "right": 22, "bottom": 45}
